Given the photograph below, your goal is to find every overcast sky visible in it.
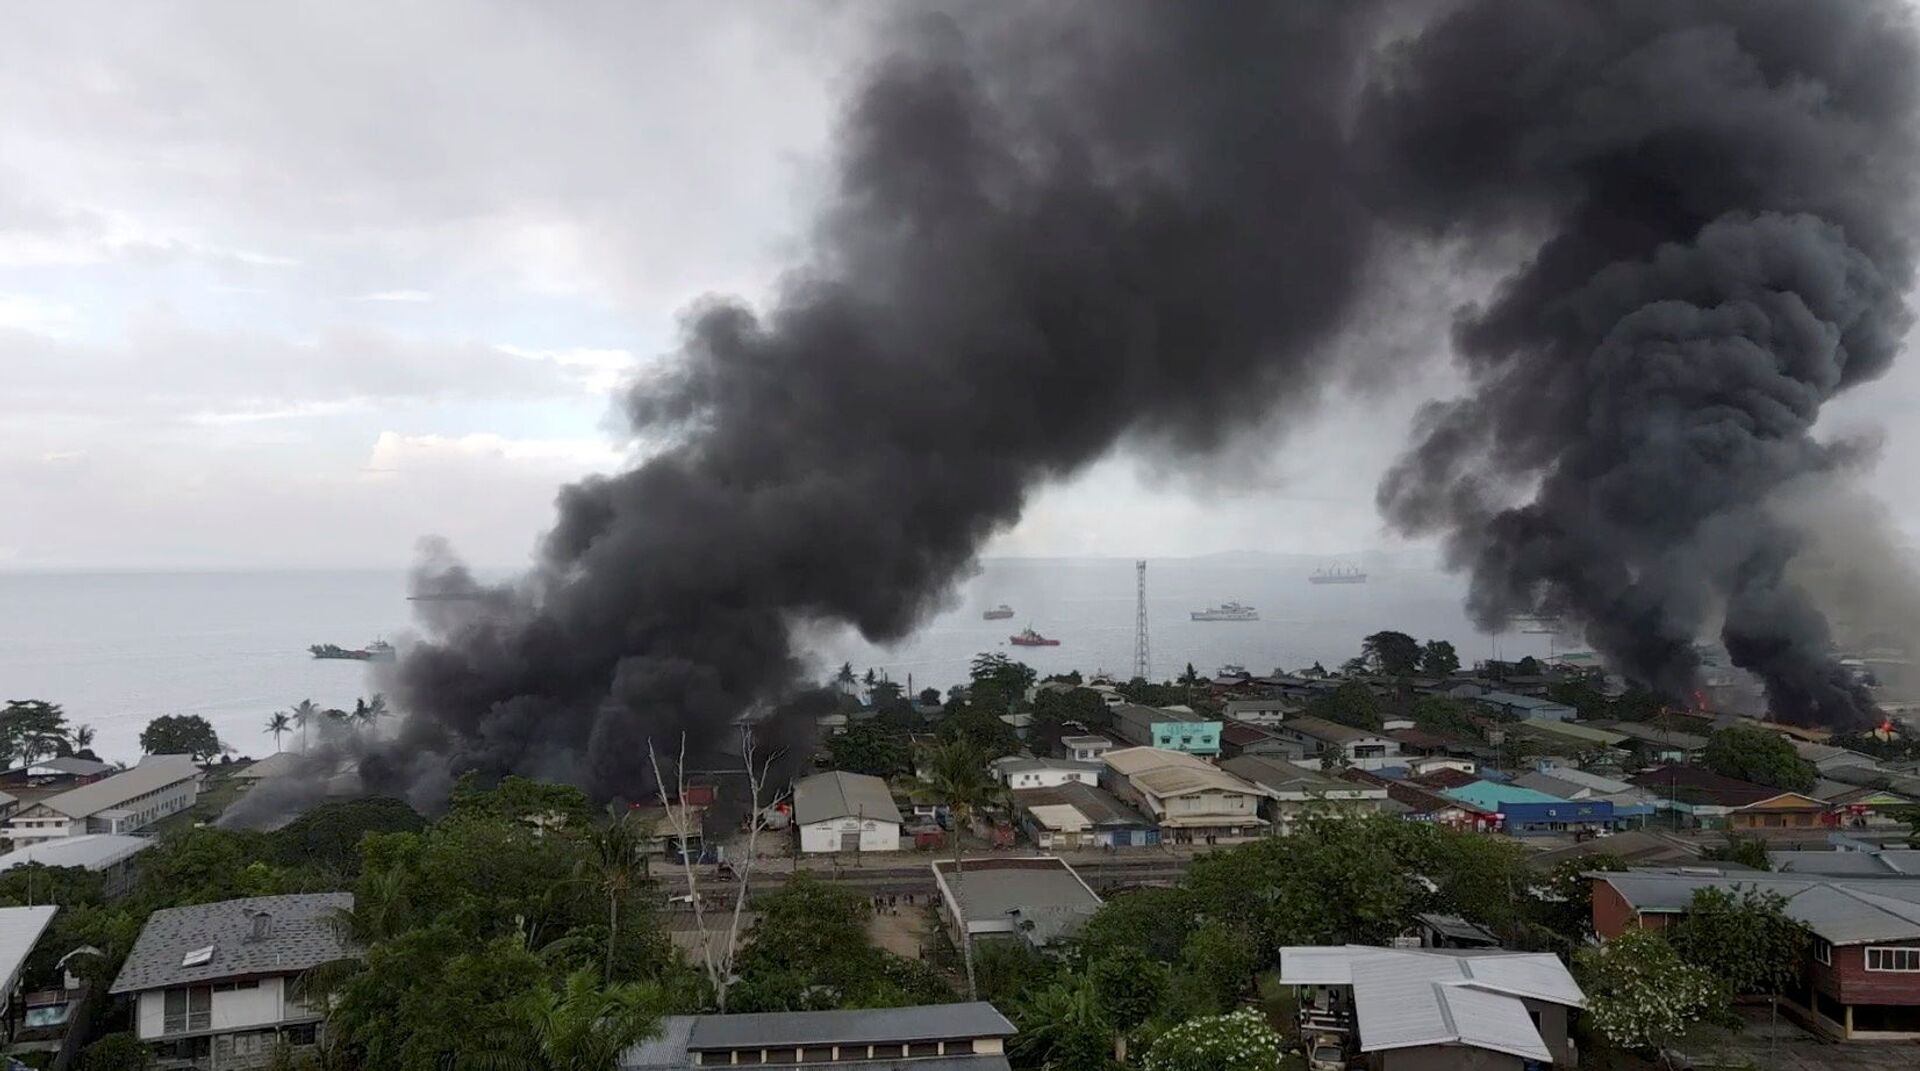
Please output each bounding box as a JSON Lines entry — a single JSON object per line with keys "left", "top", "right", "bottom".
{"left": 5, "top": 3, "right": 1918, "bottom": 571}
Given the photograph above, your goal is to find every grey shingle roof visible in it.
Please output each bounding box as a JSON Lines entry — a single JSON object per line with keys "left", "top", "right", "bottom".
{"left": 1596, "top": 871, "right": 1920, "bottom": 944}
{"left": 109, "top": 893, "right": 354, "bottom": 993}
{"left": 792, "top": 771, "right": 903, "bottom": 826}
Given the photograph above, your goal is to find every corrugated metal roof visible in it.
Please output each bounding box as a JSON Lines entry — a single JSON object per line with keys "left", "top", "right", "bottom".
{"left": 0, "top": 906, "right": 57, "bottom": 996}
{"left": 1101, "top": 746, "right": 1212, "bottom": 776}
{"left": 1327, "top": 948, "right": 1571, "bottom": 1062}
{"left": 792, "top": 771, "right": 903, "bottom": 826}
{"left": 0, "top": 833, "right": 154, "bottom": 872}
{"left": 932, "top": 859, "right": 1101, "bottom": 936}
{"left": 109, "top": 893, "right": 354, "bottom": 993}
{"left": 685, "top": 1002, "right": 1015, "bottom": 1049}
{"left": 1444, "top": 780, "right": 1567, "bottom": 809}
{"left": 36, "top": 755, "right": 199, "bottom": 820}
{"left": 1597, "top": 871, "right": 1920, "bottom": 944}
{"left": 1517, "top": 718, "right": 1627, "bottom": 746}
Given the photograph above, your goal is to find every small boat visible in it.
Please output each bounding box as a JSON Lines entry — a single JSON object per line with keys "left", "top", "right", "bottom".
{"left": 1191, "top": 601, "right": 1258, "bottom": 621}
{"left": 1009, "top": 627, "right": 1060, "bottom": 647}
{"left": 1217, "top": 664, "right": 1249, "bottom": 678}
{"left": 309, "top": 639, "right": 396, "bottom": 662}
{"left": 982, "top": 604, "right": 1015, "bottom": 620}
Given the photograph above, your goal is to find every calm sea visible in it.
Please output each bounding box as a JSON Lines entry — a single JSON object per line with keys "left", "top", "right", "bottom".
{"left": 0, "top": 559, "right": 1560, "bottom": 765}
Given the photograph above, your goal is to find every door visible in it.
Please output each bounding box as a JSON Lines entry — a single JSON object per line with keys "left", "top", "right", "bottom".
{"left": 840, "top": 830, "right": 861, "bottom": 852}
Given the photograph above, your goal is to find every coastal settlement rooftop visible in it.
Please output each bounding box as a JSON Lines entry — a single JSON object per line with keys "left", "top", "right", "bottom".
{"left": 33, "top": 755, "right": 200, "bottom": 820}
{"left": 623, "top": 1002, "right": 1017, "bottom": 1069}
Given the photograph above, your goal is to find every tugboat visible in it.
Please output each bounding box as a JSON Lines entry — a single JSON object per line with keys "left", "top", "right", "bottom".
{"left": 982, "top": 604, "right": 1015, "bottom": 620}
{"left": 309, "top": 639, "right": 396, "bottom": 662}
{"left": 1191, "top": 601, "right": 1259, "bottom": 621}
{"left": 1009, "top": 626, "right": 1060, "bottom": 647}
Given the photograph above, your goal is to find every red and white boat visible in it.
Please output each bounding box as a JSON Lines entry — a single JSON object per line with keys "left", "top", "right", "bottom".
{"left": 1009, "top": 626, "right": 1060, "bottom": 647}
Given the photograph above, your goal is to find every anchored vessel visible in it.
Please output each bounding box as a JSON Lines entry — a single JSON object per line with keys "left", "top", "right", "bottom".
{"left": 1191, "top": 601, "right": 1259, "bottom": 621}
{"left": 982, "top": 604, "right": 1015, "bottom": 620}
{"left": 309, "top": 639, "right": 395, "bottom": 662}
{"left": 1309, "top": 567, "right": 1368, "bottom": 585}
{"left": 1009, "top": 627, "right": 1060, "bottom": 647}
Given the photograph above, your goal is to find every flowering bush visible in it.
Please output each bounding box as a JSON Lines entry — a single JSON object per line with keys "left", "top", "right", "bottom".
{"left": 1575, "top": 928, "right": 1728, "bottom": 1050}
{"left": 1142, "top": 1007, "right": 1283, "bottom": 1071}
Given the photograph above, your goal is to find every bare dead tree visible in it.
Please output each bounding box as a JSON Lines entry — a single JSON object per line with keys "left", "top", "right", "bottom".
{"left": 648, "top": 729, "right": 780, "bottom": 1013}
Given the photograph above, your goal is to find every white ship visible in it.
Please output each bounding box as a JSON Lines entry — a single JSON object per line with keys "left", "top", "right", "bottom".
{"left": 1191, "top": 601, "right": 1259, "bottom": 621}
{"left": 1309, "top": 566, "right": 1368, "bottom": 585}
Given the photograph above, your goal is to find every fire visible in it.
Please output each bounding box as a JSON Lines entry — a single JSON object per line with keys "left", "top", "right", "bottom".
{"left": 1692, "top": 689, "right": 1708, "bottom": 712}
{"left": 1878, "top": 717, "right": 1896, "bottom": 740}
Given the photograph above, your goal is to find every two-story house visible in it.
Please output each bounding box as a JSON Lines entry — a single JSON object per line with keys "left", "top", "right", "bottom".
{"left": 1272, "top": 716, "right": 1400, "bottom": 770}
{"left": 109, "top": 893, "right": 355, "bottom": 1068}
{"left": 1110, "top": 705, "right": 1223, "bottom": 756}
{"left": 1100, "top": 747, "right": 1267, "bottom": 845}
{"left": 5, "top": 756, "right": 201, "bottom": 848}
{"left": 1057, "top": 735, "right": 1115, "bottom": 764}
{"left": 1592, "top": 869, "right": 1920, "bottom": 1039}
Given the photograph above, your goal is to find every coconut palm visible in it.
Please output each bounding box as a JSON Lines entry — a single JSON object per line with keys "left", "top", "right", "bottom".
{"left": 914, "top": 737, "right": 1007, "bottom": 1000}
{"left": 577, "top": 810, "right": 647, "bottom": 983}
{"left": 265, "top": 712, "right": 292, "bottom": 752}
{"left": 473, "top": 968, "right": 661, "bottom": 1071}
{"left": 72, "top": 724, "right": 95, "bottom": 751}
{"left": 290, "top": 699, "right": 321, "bottom": 749}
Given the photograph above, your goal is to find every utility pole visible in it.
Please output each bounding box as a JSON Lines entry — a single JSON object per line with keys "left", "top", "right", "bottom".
{"left": 1133, "top": 560, "right": 1151, "bottom": 682}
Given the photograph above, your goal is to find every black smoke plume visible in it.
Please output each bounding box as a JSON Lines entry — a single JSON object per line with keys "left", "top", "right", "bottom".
{"left": 1373, "top": 1, "right": 1920, "bottom": 727}
{"left": 229, "top": 1, "right": 1920, "bottom": 822}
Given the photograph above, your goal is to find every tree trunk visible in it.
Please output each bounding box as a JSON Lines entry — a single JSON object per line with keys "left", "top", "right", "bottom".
{"left": 606, "top": 890, "right": 618, "bottom": 984}
{"left": 952, "top": 824, "right": 978, "bottom": 1000}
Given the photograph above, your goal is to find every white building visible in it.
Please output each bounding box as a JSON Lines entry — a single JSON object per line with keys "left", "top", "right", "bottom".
{"left": 1058, "top": 735, "right": 1115, "bottom": 763}
{"left": 1101, "top": 747, "right": 1269, "bottom": 845}
{"left": 793, "top": 771, "right": 903, "bottom": 854}
{"left": 988, "top": 757, "right": 1102, "bottom": 790}
{"left": 4, "top": 756, "right": 201, "bottom": 848}
{"left": 109, "top": 893, "right": 353, "bottom": 1068}
{"left": 1222, "top": 699, "right": 1299, "bottom": 726}
{"left": 0, "top": 906, "right": 58, "bottom": 1022}
{"left": 1272, "top": 717, "right": 1402, "bottom": 771}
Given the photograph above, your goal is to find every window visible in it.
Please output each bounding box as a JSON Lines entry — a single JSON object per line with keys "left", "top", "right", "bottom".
{"left": 1815, "top": 939, "right": 1832, "bottom": 966}
{"left": 1866, "top": 946, "right": 1920, "bottom": 972}
{"left": 162, "top": 987, "right": 211, "bottom": 1033}
{"left": 945, "top": 1039, "right": 976, "bottom": 1054}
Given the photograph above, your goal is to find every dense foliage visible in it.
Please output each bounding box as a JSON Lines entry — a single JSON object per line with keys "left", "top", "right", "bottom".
{"left": 1703, "top": 726, "right": 1817, "bottom": 793}
{"left": 138, "top": 713, "right": 226, "bottom": 761}
{"left": 1575, "top": 929, "right": 1728, "bottom": 1051}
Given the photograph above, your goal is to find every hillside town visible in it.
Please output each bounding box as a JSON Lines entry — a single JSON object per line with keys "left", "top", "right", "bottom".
{"left": 0, "top": 633, "right": 1916, "bottom": 1071}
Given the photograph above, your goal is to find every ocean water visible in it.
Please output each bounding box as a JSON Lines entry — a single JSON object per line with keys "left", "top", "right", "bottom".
{"left": 0, "top": 559, "right": 1561, "bottom": 765}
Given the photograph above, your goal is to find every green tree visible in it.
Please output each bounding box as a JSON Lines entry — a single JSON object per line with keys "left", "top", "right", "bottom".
{"left": 836, "top": 662, "right": 857, "bottom": 686}
{"left": 290, "top": 698, "right": 322, "bottom": 749}
{"left": 1545, "top": 679, "right": 1610, "bottom": 719}
{"left": 1032, "top": 687, "right": 1110, "bottom": 733}
{"left": 1410, "top": 696, "right": 1480, "bottom": 739}
{"left": 82, "top": 1032, "right": 152, "bottom": 1071}
{"left": 1173, "top": 921, "right": 1258, "bottom": 1014}
{"left": 138, "top": 714, "right": 225, "bottom": 761}
{"left": 450, "top": 774, "right": 594, "bottom": 830}
{"left": 1088, "top": 948, "right": 1168, "bottom": 1060}
{"left": 1179, "top": 663, "right": 1200, "bottom": 686}
{"left": 1703, "top": 726, "right": 1816, "bottom": 793}
{"left": 1574, "top": 929, "right": 1727, "bottom": 1053}
{"left": 0, "top": 699, "right": 71, "bottom": 766}
{"left": 269, "top": 797, "right": 426, "bottom": 876}
{"left": 327, "top": 928, "right": 549, "bottom": 1071}
{"left": 826, "top": 720, "right": 911, "bottom": 777}
{"left": 1307, "top": 682, "right": 1382, "bottom": 731}
{"left": 265, "top": 711, "right": 293, "bottom": 752}
{"left": 1012, "top": 975, "right": 1114, "bottom": 1071}
{"left": 914, "top": 738, "right": 1007, "bottom": 1000}
{"left": 1361, "top": 631, "right": 1422, "bottom": 676}
{"left": 73, "top": 722, "right": 96, "bottom": 753}
{"left": 473, "top": 968, "right": 661, "bottom": 1071}
{"left": 919, "top": 687, "right": 942, "bottom": 706}
{"left": 579, "top": 811, "right": 647, "bottom": 983}
{"left": 729, "top": 876, "right": 949, "bottom": 1011}
{"left": 1141, "top": 1008, "right": 1282, "bottom": 1071}
{"left": 1533, "top": 856, "right": 1627, "bottom": 948}
{"left": 1667, "top": 887, "right": 1809, "bottom": 1001}
{"left": 1419, "top": 639, "right": 1461, "bottom": 676}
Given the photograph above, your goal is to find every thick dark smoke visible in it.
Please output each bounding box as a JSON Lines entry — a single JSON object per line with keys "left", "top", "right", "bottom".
{"left": 229, "top": 1, "right": 1920, "bottom": 823}
{"left": 1372, "top": 1, "right": 1920, "bottom": 728}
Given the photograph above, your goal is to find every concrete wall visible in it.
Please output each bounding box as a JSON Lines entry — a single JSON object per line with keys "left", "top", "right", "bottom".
{"left": 1003, "top": 768, "right": 1098, "bottom": 790}
{"left": 798, "top": 818, "right": 900, "bottom": 854}
{"left": 1163, "top": 790, "right": 1258, "bottom": 819}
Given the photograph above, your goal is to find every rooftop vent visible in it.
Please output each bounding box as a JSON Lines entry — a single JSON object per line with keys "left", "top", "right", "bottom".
{"left": 247, "top": 911, "right": 272, "bottom": 943}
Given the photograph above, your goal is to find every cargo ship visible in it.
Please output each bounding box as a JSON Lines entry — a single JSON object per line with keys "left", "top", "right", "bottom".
{"left": 1309, "top": 567, "right": 1367, "bottom": 585}
{"left": 309, "top": 639, "right": 395, "bottom": 662}
{"left": 1009, "top": 627, "right": 1060, "bottom": 647}
{"left": 1191, "top": 601, "right": 1258, "bottom": 621}
{"left": 982, "top": 604, "right": 1015, "bottom": 620}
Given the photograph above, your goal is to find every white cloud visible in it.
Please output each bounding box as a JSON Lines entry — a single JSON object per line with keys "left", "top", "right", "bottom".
{"left": 0, "top": 292, "right": 77, "bottom": 336}
{"left": 364, "top": 430, "right": 626, "bottom": 474}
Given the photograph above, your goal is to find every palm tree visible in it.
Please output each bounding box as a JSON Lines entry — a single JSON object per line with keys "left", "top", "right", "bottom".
{"left": 1012, "top": 976, "right": 1111, "bottom": 1070}
{"left": 72, "top": 724, "right": 95, "bottom": 751}
{"left": 578, "top": 810, "right": 647, "bottom": 983}
{"left": 290, "top": 699, "right": 321, "bottom": 749}
{"left": 474, "top": 969, "right": 660, "bottom": 1071}
{"left": 264, "top": 712, "right": 292, "bottom": 752}
{"left": 914, "top": 738, "right": 1006, "bottom": 1000}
